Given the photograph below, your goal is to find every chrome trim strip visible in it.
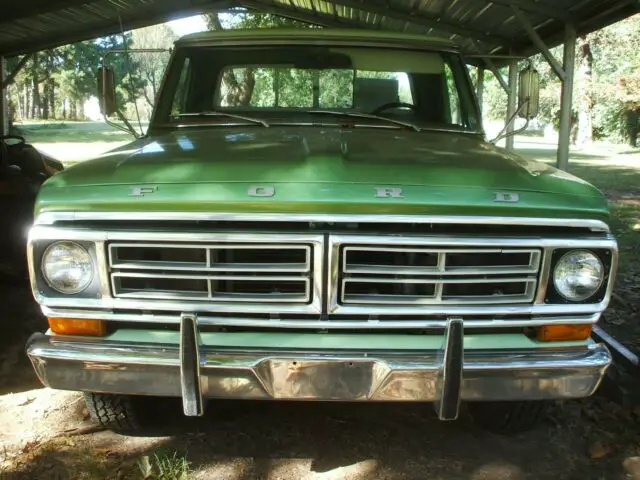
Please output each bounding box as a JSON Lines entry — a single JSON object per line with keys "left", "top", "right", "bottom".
{"left": 535, "top": 247, "right": 555, "bottom": 304}
{"left": 26, "top": 333, "right": 612, "bottom": 404}
{"left": 94, "top": 242, "right": 112, "bottom": 301}
{"left": 40, "top": 306, "right": 602, "bottom": 329}
{"left": 34, "top": 212, "right": 611, "bottom": 233}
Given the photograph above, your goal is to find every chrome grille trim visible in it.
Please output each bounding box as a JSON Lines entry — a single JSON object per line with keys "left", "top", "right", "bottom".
{"left": 109, "top": 243, "right": 311, "bottom": 273}
{"left": 342, "top": 247, "right": 541, "bottom": 276}
{"left": 327, "top": 234, "right": 605, "bottom": 315}
{"left": 28, "top": 225, "right": 619, "bottom": 323}
{"left": 106, "top": 237, "right": 320, "bottom": 310}
{"left": 40, "top": 306, "right": 602, "bottom": 329}
{"left": 34, "top": 211, "right": 612, "bottom": 232}
{"left": 111, "top": 272, "right": 311, "bottom": 303}
{"left": 341, "top": 278, "right": 538, "bottom": 305}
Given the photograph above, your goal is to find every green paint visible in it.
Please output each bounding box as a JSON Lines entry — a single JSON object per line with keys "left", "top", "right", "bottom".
{"left": 36, "top": 128, "right": 609, "bottom": 222}
{"left": 101, "top": 329, "right": 590, "bottom": 350}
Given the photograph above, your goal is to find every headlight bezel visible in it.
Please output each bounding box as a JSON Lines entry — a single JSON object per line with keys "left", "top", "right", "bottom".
{"left": 32, "top": 239, "right": 101, "bottom": 299}
{"left": 546, "top": 248, "right": 613, "bottom": 304}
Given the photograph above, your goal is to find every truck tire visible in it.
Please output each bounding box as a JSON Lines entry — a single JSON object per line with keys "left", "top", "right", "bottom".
{"left": 84, "top": 392, "right": 144, "bottom": 432}
{"left": 466, "top": 401, "right": 550, "bottom": 434}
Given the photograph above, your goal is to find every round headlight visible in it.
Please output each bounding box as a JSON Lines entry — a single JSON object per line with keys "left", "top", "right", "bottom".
{"left": 41, "top": 241, "right": 94, "bottom": 294}
{"left": 553, "top": 250, "right": 604, "bottom": 302}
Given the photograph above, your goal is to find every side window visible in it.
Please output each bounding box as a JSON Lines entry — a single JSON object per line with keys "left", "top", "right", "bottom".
{"left": 444, "top": 64, "right": 462, "bottom": 125}
{"left": 171, "top": 58, "right": 191, "bottom": 115}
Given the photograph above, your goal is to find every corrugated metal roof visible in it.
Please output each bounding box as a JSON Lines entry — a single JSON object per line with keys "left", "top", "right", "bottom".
{"left": 0, "top": 0, "right": 637, "bottom": 58}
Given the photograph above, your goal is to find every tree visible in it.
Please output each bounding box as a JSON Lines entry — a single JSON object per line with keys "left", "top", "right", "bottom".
{"left": 131, "top": 24, "right": 175, "bottom": 111}
{"left": 204, "top": 11, "right": 313, "bottom": 106}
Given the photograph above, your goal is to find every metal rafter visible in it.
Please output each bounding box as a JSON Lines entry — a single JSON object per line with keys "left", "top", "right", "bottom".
{"left": 240, "top": 1, "right": 365, "bottom": 28}
{"left": 481, "top": 0, "right": 570, "bottom": 21}
{"left": 2, "top": 0, "right": 103, "bottom": 23}
{"left": 303, "top": 0, "right": 510, "bottom": 45}
{"left": 1, "top": 1, "right": 236, "bottom": 57}
{"left": 511, "top": 5, "right": 565, "bottom": 80}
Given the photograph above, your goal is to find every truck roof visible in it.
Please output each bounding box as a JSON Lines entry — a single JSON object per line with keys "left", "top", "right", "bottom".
{"left": 174, "top": 28, "right": 458, "bottom": 50}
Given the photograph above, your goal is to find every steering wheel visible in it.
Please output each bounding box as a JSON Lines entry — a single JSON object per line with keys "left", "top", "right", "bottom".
{"left": 372, "top": 102, "right": 418, "bottom": 115}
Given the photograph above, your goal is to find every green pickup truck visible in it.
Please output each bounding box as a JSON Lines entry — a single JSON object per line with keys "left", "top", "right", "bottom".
{"left": 26, "top": 29, "right": 617, "bottom": 433}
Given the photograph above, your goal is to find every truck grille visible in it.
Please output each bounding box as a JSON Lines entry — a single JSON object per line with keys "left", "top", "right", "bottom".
{"left": 108, "top": 238, "right": 321, "bottom": 311}
{"left": 105, "top": 234, "right": 542, "bottom": 315}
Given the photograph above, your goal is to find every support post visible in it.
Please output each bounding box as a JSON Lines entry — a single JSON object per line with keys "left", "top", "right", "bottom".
{"left": 557, "top": 24, "right": 577, "bottom": 171}
{"left": 0, "top": 56, "right": 8, "bottom": 136}
{"left": 476, "top": 66, "right": 485, "bottom": 115}
{"left": 505, "top": 58, "right": 518, "bottom": 151}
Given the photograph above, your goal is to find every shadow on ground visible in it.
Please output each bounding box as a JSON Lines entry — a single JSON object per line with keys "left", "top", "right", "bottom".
{"left": 0, "top": 276, "right": 46, "bottom": 395}
{"left": 3, "top": 395, "right": 640, "bottom": 480}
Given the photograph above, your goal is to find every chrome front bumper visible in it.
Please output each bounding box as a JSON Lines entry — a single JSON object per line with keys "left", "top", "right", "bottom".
{"left": 26, "top": 318, "right": 611, "bottom": 421}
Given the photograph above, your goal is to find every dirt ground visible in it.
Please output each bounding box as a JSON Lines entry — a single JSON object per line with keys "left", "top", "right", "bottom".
{"left": 1, "top": 138, "right": 639, "bottom": 480}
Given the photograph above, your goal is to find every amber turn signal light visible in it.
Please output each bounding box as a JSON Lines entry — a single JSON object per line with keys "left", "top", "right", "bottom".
{"left": 536, "top": 324, "right": 592, "bottom": 342}
{"left": 48, "top": 318, "right": 107, "bottom": 336}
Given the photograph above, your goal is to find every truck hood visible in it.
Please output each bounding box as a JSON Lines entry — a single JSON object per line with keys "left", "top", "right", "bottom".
{"left": 37, "top": 127, "right": 609, "bottom": 221}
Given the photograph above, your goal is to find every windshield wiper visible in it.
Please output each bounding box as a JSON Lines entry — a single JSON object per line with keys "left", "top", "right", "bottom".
{"left": 175, "top": 111, "right": 269, "bottom": 127}
{"left": 306, "top": 110, "right": 420, "bottom": 132}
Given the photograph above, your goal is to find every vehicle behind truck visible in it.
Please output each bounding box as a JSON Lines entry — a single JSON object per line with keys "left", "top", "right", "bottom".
{"left": 26, "top": 29, "right": 616, "bottom": 433}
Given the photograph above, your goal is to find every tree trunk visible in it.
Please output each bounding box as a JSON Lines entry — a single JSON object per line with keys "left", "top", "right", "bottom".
{"left": 42, "top": 81, "right": 50, "bottom": 119}
{"left": 49, "top": 80, "right": 56, "bottom": 119}
{"left": 69, "top": 99, "right": 76, "bottom": 120}
{"left": 576, "top": 36, "right": 594, "bottom": 146}
{"left": 15, "top": 87, "right": 22, "bottom": 121}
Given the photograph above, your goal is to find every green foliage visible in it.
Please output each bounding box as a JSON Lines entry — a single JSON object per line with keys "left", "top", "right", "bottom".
{"left": 150, "top": 451, "right": 191, "bottom": 480}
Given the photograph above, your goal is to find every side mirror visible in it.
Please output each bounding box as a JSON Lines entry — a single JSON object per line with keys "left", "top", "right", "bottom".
{"left": 97, "top": 67, "right": 117, "bottom": 117}
{"left": 518, "top": 67, "right": 540, "bottom": 119}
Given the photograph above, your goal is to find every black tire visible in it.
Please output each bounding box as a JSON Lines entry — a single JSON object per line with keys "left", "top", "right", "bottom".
{"left": 467, "top": 401, "right": 550, "bottom": 434}
{"left": 84, "top": 392, "right": 145, "bottom": 432}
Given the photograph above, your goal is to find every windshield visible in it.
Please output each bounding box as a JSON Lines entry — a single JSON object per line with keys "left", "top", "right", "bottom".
{"left": 161, "top": 45, "right": 480, "bottom": 132}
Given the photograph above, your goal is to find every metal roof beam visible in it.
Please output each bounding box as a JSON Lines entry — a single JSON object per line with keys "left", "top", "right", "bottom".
{"left": 482, "top": 0, "right": 570, "bottom": 21}
{"left": 239, "top": 1, "right": 366, "bottom": 28}
{"left": 323, "top": 0, "right": 509, "bottom": 45}
{"left": 2, "top": 0, "right": 103, "bottom": 23}
{"left": 0, "top": 1, "right": 236, "bottom": 57}
{"left": 511, "top": 5, "right": 565, "bottom": 80}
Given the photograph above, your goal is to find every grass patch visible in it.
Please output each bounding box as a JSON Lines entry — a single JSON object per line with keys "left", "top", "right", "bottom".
{"left": 138, "top": 451, "right": 192, "bottom": 480}
{"left": 12, "top": 121, "right": 141, "bottom": 144}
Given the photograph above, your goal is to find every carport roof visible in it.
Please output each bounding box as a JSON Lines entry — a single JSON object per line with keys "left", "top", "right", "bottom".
{"left": 0, "top": 0, "right": 638, "bottom": 58}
